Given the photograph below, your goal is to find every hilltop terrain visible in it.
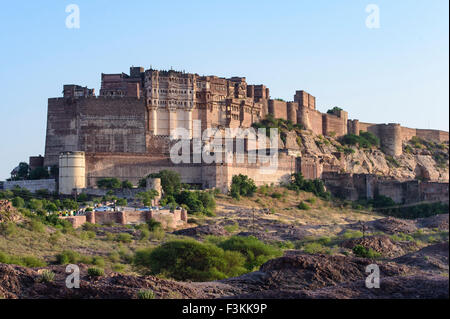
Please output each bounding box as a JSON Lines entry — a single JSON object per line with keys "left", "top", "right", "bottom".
{"left": 0, "top": 188, "right": 448, "bottom": 299}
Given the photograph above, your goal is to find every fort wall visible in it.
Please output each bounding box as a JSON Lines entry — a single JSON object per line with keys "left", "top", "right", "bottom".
{"left": 322, "top": 172, "right": 449, "bottom": 204}
{"left": 3, "top": 179, "right": 56, "bottom": 193}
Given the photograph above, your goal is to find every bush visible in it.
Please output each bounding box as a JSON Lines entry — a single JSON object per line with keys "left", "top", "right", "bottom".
{"left": 224, "top": 223, "right": 240, "bottom": 233}
{"left": 116, "top": 198, "right": 127, "bottom": 206}
{"left": 327, "top": 106, "right": 343, "bottom": 115}
{"left": 176, "top": 191, "right": 216, "bottom": 216}
{"left": 56, "top": 250, "right": 80, "bottom": 264}
{"left": 288, "top": 172, "right": 330, "bottom": 199}
{"left": 80, "top": 231, "right": 96, "bottom": 240}
{"left": 148, "top": 170, "right": 181, "bottom": 196}
{"left": 0, "top": 222, "right": 18, "bottom": 237}
{"left": 230, "top": 175, "right": 257, "bottom": 199}
{"left": 12, "top": 196, "right": 25, "bottom": 208}
{"left": 96, "top": 178, "right": 121, "bottom": 189}
{"left": 339, "top": 131, "right": 380, "bottom": 149}
{"left": 92, "top": 256, "right": 105, "bottom": 267}
{"left": 297, "top": 201, "right": 310, "bottom": 210}
{"left": 303, "top": 242, "right": 327, "bottom": 254}
{"left": 0, "top": 251, "right": 46, "bottom": 267}
{"left": 112, "top": 263, "right": 126, "bottom": 272}
{"left": 381, "top": 202, "right": 449, "bottom": 219}
{"left": 82, "top": 222, "right": 98, "bottom": 232}
{"left": 28, "top": 219, "right": 45, "bottom": 233}
{"left": 149, "top": 227, "right": 165, "bottom": 241}
{"left": 342, "top": 230, "right": 363, "bottom": 240}
{"left": 352, "top": 245, "right": 381, "bottom": 259}
{"left": 134, "top": 239, "right": 247, "bottom": 281}
{"left": 369, "top": 195, "right": 396, "bottom": 208}
{"left": 115, "top": 233, "right": 133, "bottom": 243}
{"left": 121, "top": 180, "right": 134, "bottom": 189}
{"left": 39, "top": 270, "right": 55, "bottom": 283}
{"left": 137, "top": 289, "right": 155, "bottom": 299}
{"left": 87, "top": 267, "right": 104, "bottom": 277}
{"left": 217, "top": 236, "right": 282, "bottom": 271}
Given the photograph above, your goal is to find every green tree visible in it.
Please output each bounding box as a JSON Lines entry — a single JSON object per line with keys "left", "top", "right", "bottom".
{"left": 230, "top": 174, "right": 257, "bottom": 199}
{"left": 62, "top": 199, "right": 79, "bottom": 210}
{"left": 16, "top": 162, "right": 29, "bottom": 180}
{"left": 150, "top": 170, "right": 181, "bottom": 196}
{"left": 134, "top": 239, "right": 247, "bottom": 281}
{"left": 121, "top": 180, "right": 133, "bottom": 189}
{"left": 218, "top": 236, "right": 282, "bottom": 271}
{"left": 29, "top": 167, "right": 50, "bottom": 180}
{"left": 96, "top": 178, "right": 121, "bottom": 189}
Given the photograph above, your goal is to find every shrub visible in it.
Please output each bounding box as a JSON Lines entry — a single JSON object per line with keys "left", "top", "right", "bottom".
{"left": 370, "top": 195, "right": 396, "bottom": 208}
{"left": 148, "top": 170, "right": 181, "bottom": 196}
{"left": 92, "top": 256, "right": 105, "bottom": 267}
{"left": 224, "top": 222, "right": 240, "bottom": 233}
{"left": 342, "top": 230, "right": 363, "bottom": 240}
{"left": 218, "top": 236, "right": 282, "bottom": 271}
{"left": 80, "top": 230, "right": 96, "bottom": 240}
{"left": 136, "top": 190, "right": 159, "bottom": 206}
{"left": 139, "top": 228, "right": 150, "bottom": 240}
{"left": 0, "top": 251, "right": 46, "bottom": 267}
{"left": 381, "top": 202, "right": 449, "bottom": 219}
{"left": 115, "top": 233, "right": 133, "bottom": 243}
{"left": 147, "top": 219, "right": 162, "bottom": 231}
{"left": 39, "top": 270, "right": 55, "bottom": 283}
{"left": 87, "top": 267, "right": 104, "bottom": 277}
{"left": 56, "top": 250, "right": 80, "bottom": 264}
{"left": 230, "top": 174, "right": 257, "bottom": 199}
{"left": 82, "top": 222, "right": 98, "bottom": 232}
{"left": 121, "top": 180, "right": 134, "bottom": 189}
{"left": 49, "top": 230, "right": 62, "bottom": 245}
{"left": 0, "top": 222, "right": 18, "bottom": 237}
{"left": 297, "top": 201, "right": 310, "bottom": 210}
{"left": 108, "top": 252, "right": 120, "bottom": 263}
{"left": 116, "top": 198, "right": 128, "bottom": 206}
{"left": 149, "top": 227, "right": 165, "bottom": 241}
{"left": 12, "top": 196, "right": 25, "bottom": 208}
{"left": 176, "top": 191, "right": 216, "bottom": 216}
{"left": 352, "top": 245, "right": 381, "bottom": 259}
{"left": 134, "top": 239, "right": 247, "bottom": 281}
{"left": 288, "top": 172, "right": 330, "bottom": 199}
{"left": 137, "top": 289, "right": 155, "bottom": 299}
{"left": 303, "top": 242, "right": 327, "bottom": 254}
{"left": 112, "top": 263, "right": 126, "bottom": 272}
{"left": 327, "top": 106, "right": 343, "bottom": 115}
{"left": 96, "top": 178, "right": 121, "bottom": 189}
{"left": 271, "top": 192, "right": 283, "bottom": 199}
{"left": 339, "top": 131, "right": 380, "bottom": 149}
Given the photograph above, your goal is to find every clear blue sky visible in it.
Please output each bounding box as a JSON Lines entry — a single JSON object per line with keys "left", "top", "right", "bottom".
{"left": 0, "top": 0, "right": 448, "bottom": 180}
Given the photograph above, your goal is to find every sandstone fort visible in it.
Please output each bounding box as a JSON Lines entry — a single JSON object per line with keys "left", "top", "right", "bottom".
{"left": 6, "top": 65, "right": 447, "bottom": 202}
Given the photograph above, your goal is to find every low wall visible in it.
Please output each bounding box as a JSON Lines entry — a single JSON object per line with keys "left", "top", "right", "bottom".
{"left": 73, "top": 208, "right": 188, "bottom": 228}
{"left": 59, "top": 215, "right": 86, "bottom": 228}
{"left": 3, "top": 179, "right": 56, "bottom": 193}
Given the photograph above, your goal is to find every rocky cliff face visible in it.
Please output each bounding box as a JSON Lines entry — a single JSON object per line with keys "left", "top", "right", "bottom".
{"left": 291, "top": 131, "right": 449, "bottom": 182}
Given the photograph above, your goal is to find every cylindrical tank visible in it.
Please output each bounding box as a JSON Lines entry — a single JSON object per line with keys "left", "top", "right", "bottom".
{"left": 59, "top": 151, "right": 86, "bottom": 195}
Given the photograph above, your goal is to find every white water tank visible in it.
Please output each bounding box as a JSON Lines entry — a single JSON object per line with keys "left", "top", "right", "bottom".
{"left": 59, "top": 151, "right": 86, "bottom": 195}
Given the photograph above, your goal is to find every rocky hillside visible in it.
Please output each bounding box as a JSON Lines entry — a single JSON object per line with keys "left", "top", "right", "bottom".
{"left": 283, "top": 130, "right": 449, "bottom": 182}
